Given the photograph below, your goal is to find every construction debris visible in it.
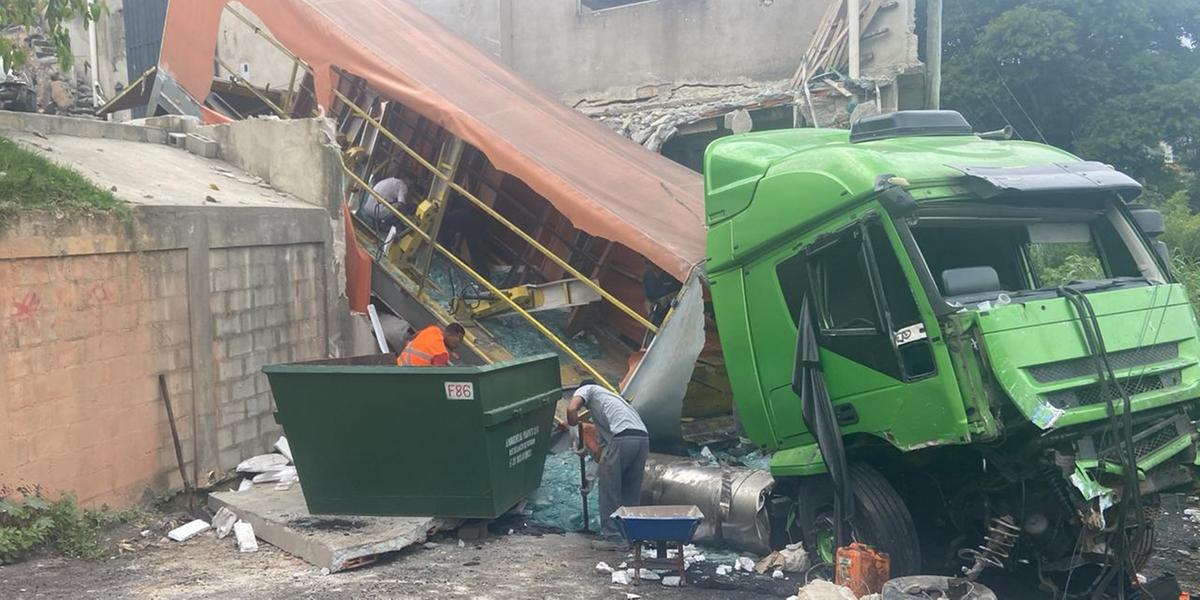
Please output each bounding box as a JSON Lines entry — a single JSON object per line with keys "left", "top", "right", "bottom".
{"left": 576, "top": 80, "right": 795, "bottom": 153}
{"left": 756, "top": 542, "right": 809, "bottom": 573}
{"left": 612, "top": 570, "right": 632, "bottom": 586}
{"left": 234, "top": 521, "right": 259, "bottom": 553}
{"left": 252, "top": 466, "right": 298, "bottom": 484}
{"left": 236, "top": 453, "right": 289, "bottom": 474}
{"left": 274, "top": 436, "right": 294, "bottom": 463}
{"left": 167, "top": 519, "right": 211, "bottom": 542}
{"left": 795, "top": 579, "right": 858, "bottom": 600}
{"left": 213, "top": 507, "right": 238, "bottom": 539}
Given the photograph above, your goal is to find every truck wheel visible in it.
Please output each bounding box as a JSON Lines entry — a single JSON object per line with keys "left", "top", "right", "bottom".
{"left": 797, "top": 463, "right": 922, "bottom": 576}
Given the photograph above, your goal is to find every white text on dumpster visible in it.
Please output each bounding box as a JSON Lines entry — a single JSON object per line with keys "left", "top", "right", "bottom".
{"left": 506, "top": 426, "right": 539, "bottom": 468}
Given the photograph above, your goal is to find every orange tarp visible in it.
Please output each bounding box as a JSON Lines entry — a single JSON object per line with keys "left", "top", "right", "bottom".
{"left": 159, "top": 0, "right": 706, "bottom": 281}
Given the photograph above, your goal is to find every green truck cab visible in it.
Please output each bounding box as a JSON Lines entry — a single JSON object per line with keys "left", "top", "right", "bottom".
{"left": 705, "top": 111, "right": 1199, "bottom": 592}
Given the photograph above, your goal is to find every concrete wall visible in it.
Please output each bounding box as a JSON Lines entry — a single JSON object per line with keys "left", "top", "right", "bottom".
{"left": 0, "top": 205, "right": 335, "bottom": 507}
{"left": 215, "top": 2, "right": 300, "bottom": 90}
{"left": 505, "top": 0, "right": 827, "bottom": 99}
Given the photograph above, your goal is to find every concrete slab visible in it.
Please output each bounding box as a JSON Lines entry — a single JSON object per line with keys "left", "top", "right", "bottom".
{"left": 209, "top": 485, "right": 458, "bottom": 572}
{"left": 0, "top": 129, "right": 311, "bottom": 208}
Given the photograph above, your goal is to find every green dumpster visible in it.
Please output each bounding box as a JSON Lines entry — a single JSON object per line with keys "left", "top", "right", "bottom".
{"left": 263, "top": 352, "right": 562, "bottom": 518}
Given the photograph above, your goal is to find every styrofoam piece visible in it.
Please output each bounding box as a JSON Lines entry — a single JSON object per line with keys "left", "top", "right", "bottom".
{"left": 274, "top": 436, "right": 294, "bottom": 463}
{"left": 234, "top": 521, "right": 259, "bottom": 553}
{"left": 236, "top": 453, "right": 289, "bottom": 474}
{"left": 237, "top": 478, "right": 254, "bottom": 492}
{"left": 167, "top": 519, "right": 210, "bottom": 542}
{"left": 252, "top": 466, "right": 297, "bottom": 483}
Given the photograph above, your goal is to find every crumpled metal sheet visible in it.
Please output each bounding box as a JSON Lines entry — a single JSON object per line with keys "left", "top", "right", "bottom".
{"left": 623, "top": 272, "right": 706, "bottom": 446}
{"left": 640, "top": 453, "right": 777, "bottom": 555}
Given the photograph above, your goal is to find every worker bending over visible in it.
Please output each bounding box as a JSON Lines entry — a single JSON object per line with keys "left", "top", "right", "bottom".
{"left": 566, "top": 381, "right": 649, "bottom": 548}
{"left": 397, "top": 323, "right": 465, "bottom": 366}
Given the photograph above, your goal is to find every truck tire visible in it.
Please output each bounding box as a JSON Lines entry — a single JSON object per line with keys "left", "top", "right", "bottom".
{"left": 882, "top": 576, "right": 997, "bottom": 600}
{"left": 796, "top": 463, "right": 922, "bottom": 576}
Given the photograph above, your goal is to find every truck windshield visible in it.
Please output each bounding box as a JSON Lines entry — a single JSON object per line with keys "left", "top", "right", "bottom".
{"left": 910, "top": 201, "right": 1164, "bottom": 305}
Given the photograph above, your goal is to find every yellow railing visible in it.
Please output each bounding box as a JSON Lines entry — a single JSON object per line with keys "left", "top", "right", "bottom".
{"left": 331, "top": 87, "right": 658, "bottom": 334}
{"left": 345, "top": 167, "right": 618, "bottom": 391}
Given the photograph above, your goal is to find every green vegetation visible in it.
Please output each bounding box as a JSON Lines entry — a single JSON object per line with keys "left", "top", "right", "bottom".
{"left": 0, "top": 0, "right": 104, "bottom": 71}
{"left": 941, "top": 1, "right": 1200, "bottom": 310}
{"left": 0, "top": 136, "right": 127, "bottom": 223}
{"left": 942, "top": 0, "right": 1200, "bottom": 206}
{"left": 0, "top": 487, "right": 140, "bottom": 564}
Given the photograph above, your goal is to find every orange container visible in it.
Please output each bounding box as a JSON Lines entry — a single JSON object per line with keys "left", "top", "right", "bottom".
{"left": 834, "top": 543, "right": 891, "bottom": 596}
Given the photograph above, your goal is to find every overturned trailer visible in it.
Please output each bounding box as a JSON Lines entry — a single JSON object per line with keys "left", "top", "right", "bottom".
{"left": 151, "top": 0, "right": 731, "bottom": 444}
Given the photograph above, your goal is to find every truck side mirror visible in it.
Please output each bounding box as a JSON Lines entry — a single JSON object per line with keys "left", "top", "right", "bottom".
{"left": 1129, "top": 208, "right": 1165, "bottom": 237}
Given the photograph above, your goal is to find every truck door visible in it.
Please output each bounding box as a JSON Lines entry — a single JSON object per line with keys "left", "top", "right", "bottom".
{"left": 745, "top": 215, "right": 941, "bottom": 446}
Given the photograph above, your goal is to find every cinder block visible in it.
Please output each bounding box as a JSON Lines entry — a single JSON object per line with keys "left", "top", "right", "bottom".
{"left": 167, "top": 132, "right": 188, "bottom": 148}
{"left": 231, "top": 376, "right": 256, "bottom": 401}
{"left": 224, "top": 333, "right": 252, "bottom": 358}
{"left": 215, "top": 314, "right": 241, "bottom": 337}
{"left": 217, "top": 356, "right": 246, "bottom": 382}
{"left": 185, "top": 133, "right": 219, "bottom": 159}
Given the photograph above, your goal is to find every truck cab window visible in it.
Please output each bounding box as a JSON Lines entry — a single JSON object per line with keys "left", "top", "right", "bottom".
{"left": 776, "top": 220, "right": 934, "bottom": 381}
{"left": 912, "top": 202, "right": 1159, "bottom": 305}
{"left": 810, "top": 230, "right": 878, "bottom": 331}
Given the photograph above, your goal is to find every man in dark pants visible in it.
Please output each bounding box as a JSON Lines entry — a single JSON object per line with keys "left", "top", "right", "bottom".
{"left": 566, "top": 381, "right": 649, "bottom": 549}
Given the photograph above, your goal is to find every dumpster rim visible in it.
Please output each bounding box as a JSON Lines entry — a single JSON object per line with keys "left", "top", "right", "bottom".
{"left": 262, "top": 352, "right": 560, "bottom": 375}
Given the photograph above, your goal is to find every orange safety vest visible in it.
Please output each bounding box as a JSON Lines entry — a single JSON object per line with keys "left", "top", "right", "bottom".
{"left": 397, "top": 326, "right": 450, "bottom": 366}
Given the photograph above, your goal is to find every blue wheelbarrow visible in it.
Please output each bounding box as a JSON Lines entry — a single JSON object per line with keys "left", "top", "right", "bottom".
{"left": 611, "top": 505, "right": 704, "bottom": 585}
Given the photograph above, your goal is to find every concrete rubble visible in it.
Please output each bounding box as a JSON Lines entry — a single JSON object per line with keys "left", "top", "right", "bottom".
{"left": 575, "top": 79, "right": 796, "bottom": 153}
{"left": 795, "top": 579, "right": 859, "bottom": 600}
{"left": 213, "top": 507, "right": 238, "bottom": 539}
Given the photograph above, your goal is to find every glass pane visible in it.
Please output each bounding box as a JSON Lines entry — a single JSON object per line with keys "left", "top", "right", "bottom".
{"left": 1028, "top": 242, "right": 1104, "bottom": 288}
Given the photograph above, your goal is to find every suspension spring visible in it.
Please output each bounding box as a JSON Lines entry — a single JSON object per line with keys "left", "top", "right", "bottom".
{"left": 958, "top": 515, "right": 1021, "bottom": 580}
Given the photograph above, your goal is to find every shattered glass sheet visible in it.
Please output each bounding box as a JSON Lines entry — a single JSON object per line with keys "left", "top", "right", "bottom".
{"left": 528, "top": 452, "right": 600, "bottom": 532}
{"left": 422, "top": 256, "right": 604, "bottom": 360}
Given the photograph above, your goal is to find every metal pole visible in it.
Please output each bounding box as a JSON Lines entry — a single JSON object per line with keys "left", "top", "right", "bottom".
{"left": 87, "top": 0, "right": 99, "bottom": 107}
{"left": 926, "top": 0, "right": 943, "bottom": 109}
{"left": 847, "top": 0, "right": 861, "bottom": 79}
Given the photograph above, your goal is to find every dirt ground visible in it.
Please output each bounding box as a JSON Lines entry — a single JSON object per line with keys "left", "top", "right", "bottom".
{"left": 1, "top": 494, "right": 1198, "bottom": 599}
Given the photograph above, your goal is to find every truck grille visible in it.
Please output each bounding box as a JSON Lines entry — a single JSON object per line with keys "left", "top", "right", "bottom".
{"left": 1098, "top": 415, "right": 1189, "bottom": 463}
{"left": 1043, "top": 370, "right": 1181, "bottom": 409}
{"left": 1027, "top": 343, "right": 1178, "bottom": 383}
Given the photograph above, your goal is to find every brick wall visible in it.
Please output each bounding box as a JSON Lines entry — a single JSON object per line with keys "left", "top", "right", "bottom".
{"left": 0, "top": 207, "right": 346, "bottom": 507}
{"left": 0, "top": 250, "right": 194, "bottom": 504}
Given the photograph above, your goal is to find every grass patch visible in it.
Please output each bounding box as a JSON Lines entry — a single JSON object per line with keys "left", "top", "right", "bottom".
{"left": 0, "top": 486, "right": 141, "bottom": 564}
{"left": 0, "top": 135, "right": 128, "bottom": 223}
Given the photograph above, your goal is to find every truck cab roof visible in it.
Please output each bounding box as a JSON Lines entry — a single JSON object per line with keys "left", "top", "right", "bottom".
{"left": 703, "top": 124, "right": 1080, "bottom": 227}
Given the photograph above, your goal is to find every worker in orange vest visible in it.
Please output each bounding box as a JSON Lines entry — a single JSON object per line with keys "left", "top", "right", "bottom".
{"left": 397, "top": 323, "right": 465, "bottom": 366}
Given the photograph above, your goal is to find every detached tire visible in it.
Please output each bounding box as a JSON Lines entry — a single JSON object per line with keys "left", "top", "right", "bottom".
{"left": 883, "top": 576, "right": 997, "bottom": 600}
{"left": 797, "top": 463, "right": 922, "bottom": 576}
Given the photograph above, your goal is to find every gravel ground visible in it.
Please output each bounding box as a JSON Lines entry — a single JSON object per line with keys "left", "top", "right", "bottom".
{"left": 0, "top": 495, "right": 1197, "bottom": 599}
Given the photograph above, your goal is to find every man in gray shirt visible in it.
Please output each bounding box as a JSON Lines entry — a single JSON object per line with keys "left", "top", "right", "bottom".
{"left": 359, "top": 176, "right": 410, "bottom": 234}
{"left": 566, "top": 381, "right": 649, "bottom": 544}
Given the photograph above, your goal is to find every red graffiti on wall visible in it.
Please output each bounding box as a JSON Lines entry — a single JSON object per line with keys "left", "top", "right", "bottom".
{"left": 90, "top": 283, "right": 112, "bottom": 304}
{"left": 11, "top": 292, "right": 40, "bottom": 319}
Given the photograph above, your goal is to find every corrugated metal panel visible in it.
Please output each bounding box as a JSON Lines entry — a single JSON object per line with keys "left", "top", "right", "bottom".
{"left": 123, "top": 0, "right": 169, "bottom": 117}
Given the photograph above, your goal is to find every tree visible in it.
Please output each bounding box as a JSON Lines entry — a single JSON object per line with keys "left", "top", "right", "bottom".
{"left": 0, "top": 0, "right": 104, "bottom": 72}
{"left": 940, "top": 0, "right": 1200, "bottom": 200}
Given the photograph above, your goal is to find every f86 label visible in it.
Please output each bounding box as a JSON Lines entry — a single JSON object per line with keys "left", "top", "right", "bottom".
{"left": 444, "top": 381, "right": 475, "bottom": 400}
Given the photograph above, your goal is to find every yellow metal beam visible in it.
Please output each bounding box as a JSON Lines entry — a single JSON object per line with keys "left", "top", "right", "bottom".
{"left": 345, "top": 166, "right": 618, "bottom": 392}
{"left": 331, "top": 87, "right": 658, "bottom": 333}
